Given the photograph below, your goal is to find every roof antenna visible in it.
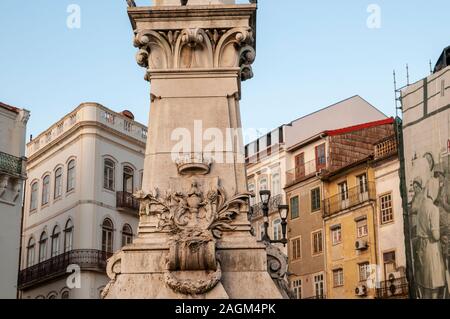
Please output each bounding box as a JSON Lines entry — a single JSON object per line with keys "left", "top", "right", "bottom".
{"left": 406, "top": 64, "right": 410, "bottom": 86}
{"left": 429, "top": 60, "right": 433, "bottom": 74}
{"left": 393, "top": 70, "right": 399, "bottom": 117}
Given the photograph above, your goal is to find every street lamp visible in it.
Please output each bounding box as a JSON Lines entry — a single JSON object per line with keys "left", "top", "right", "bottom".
{"left": 259, "top": 190, "right": 289, "bottom": 246}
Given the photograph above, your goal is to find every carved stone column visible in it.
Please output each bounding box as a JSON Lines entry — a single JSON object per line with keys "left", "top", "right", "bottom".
{"left": 102, "top": 0, "right": 283, "bottom": 299}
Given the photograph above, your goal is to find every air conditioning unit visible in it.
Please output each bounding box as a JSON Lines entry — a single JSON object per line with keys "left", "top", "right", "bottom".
{"left": 355, "top": 285, "right": 368, "bottom": 297}
{"left": 355, "top": 239, "right": 368, "bottom": 250}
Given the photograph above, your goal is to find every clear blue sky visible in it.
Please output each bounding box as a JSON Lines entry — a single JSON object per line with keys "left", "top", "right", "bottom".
{"left": 1, "top": 0, "right": 450, "bottom": 141}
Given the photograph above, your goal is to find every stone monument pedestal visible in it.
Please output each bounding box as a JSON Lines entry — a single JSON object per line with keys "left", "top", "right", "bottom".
{"left": 102, "top": 0, "right": 284, "bottom": 299}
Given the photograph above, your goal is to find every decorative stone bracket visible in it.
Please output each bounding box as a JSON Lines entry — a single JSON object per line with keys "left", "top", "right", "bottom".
{"left": 133, "top": 27, "right": 256, "bottom": 81}
{"left": 0, "top": 174, "right": 21, "bottom": 204}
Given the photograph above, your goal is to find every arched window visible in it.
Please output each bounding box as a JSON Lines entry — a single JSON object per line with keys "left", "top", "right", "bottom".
{"left": 26, "top": 237, "right": 35, "bottom": 267}
{"left": 61, "top": 291, "right": 69, "bottom": 299}
{"left": 272, "top": 173, "right": 281, "bottom": 195}
{"left": 54, "top": 167, "right": 63, "bottom": 199}
{"left": 67, "top": 160, "right": 76, "bottom": 192}
{"left": 30, "top": 182, "right": 38, "bottom": 211}
{"left": 248, "top": 183, "right": 255, "bottom": 206}
{"left": 39, "top": 232, "right": 48, "bottom": 262}
{"left": 64, "top": 220, "right": 74, "bottom": 252}
{"left": 102, "top": 218, "right": 114, "bottom": 254}
{"left": 123, "top": 166, "right": 134, "bottom": 194}
{"left": 42, "top": 175, "right": 50, "bottom": 206}
{"left": 103, "top": 159, "right": 115, "bottom": 191}
{"left": 121, "top": 224, "right": 133, "bottom": 247}
{"left": 259, "top": 178, "right": 268, "bottom": 198}
{"left": 51, "top": 226, "right": 60, "bottom": 258}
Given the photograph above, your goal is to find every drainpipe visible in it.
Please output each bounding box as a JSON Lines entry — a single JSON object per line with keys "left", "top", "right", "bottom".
{"left": 17, "top": 177, "right": 26, "bottom": 300}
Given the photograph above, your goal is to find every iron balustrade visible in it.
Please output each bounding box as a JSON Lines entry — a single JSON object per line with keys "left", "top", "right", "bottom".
{"left": 323, "top": 182, "right": 376, "bottom": 218}
{"left": 116, "top": 191, "right": 140, "bottom": 212}
{"left": 0, "top": 151, "right": 24, "bottom": 176}
{"left": 18, "top": 249, "right": 112, "bottom": 290}
{"left": 249, "top": 194, "right": 283, "bottom": 220}
{"left": 375, "top": 277, "right": 409, "bottom": 299}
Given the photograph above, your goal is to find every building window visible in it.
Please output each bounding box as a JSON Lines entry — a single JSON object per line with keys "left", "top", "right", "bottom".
{"left": 259, "top": 178, "right": 268, "bottom": 195}
{"left": 359, "top": 262, "right": 371, "bottom": 282}
{"left": 54, "top": 168, "right": 63, "bottom": 199}
{"left": 39, "top": 232, "right": 48, "bottom": 263}
{"left": 357, "top": 174, "right": 368, "bottom": 193}
{"left": 333, "top": 268, "right": 344, "bottom": 287}
{"left": 64, "top": 219, "right": 74, "bottom": 252}
{"left": 61, "top": 291, "right": 69, "bottom": 299}
{"left": 272, "top": 173, "right": 281, "bottom": 195}
{"left": 290, "top": 196, "right": 299, "bottom": 219}
{"left": 356, "top": 218, "right": 368, "bottom": 238}
{"left": 26, "top": 237, "right": 35, "bottom": 267}
{"left": 103, "top": 159, "right": 115, "bottom": 191}
{"left": 338, "top": 181, "right": 349, "bottom": 201}
{"left": 273, "top": 219, "right": 282, "bottom": 241}
{"left": 314, "top": 274, "right": 324, "bottom": 298}
{"left": 383, "top": 251, "right": 397, "bottom": 276}
{"left": 42, "top": 175, "right": 50, "bottom": 206}
{"left": 48, "top": 293, "right": 57, "bottom": 300}
{"left": 121, "top": 224, "right": 133, "bottom": 247}
{"left": 312, "top": 230, "right": 323, "bottom": 255}
{"left": 380, "top": 193, "right": 394, "bottom": 224}
{"left": 292, "top": 279, "right": 302, "bottom": 299}
{"left": 331, "top": 226, "right": 342, "bottom": 245}
{"left": 30, "top": 182, "right": 38, "bottom": 211}
{"left": 102, "top": 218, "right": 114, "bottom": 254}
{"left": 248, "top": 183, "right": 255, "bottom": 206}
{"left": 51, "top": 226, "right": 60, "bottom": 258}
{"left": 67, "top": 160, "right": 76, "bottom": 192}
{"left": 123, "top": 166, "right": 134, "bottom": 194}
{"left": 291, "top": 237, "right": 301, "bottom": 260}
{"left": 315, "top": 143, "right": 326, "bottom": 171}
{"left": 311, "top": 187, "right": 321, "bottom": 212}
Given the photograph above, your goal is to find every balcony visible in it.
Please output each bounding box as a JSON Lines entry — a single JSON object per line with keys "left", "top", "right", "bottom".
{"left": 376, "top": 277, "right": 409, "bottom": 299}
{"left": 303, "top": 294, "right": 327, "bottom": 299}
{"left": 285, "top": 157, "right": 328, "bottom": 187}
{"left": 323, "top": 182, "right": 376, "bottom": 218}
{"left": 116, "top": 191, "right": 140, "bottom": 213}
{"left": 249, "top": 194, "right": 283, "bottom": 220}
{"left": 374, "top": 135, "right": 398, "bottom": 160}
{"left": 18, "top": 250, "right": 111, "bottom": 290}
{"left": 0, "top": 151, "right": 25, "bottom": 177}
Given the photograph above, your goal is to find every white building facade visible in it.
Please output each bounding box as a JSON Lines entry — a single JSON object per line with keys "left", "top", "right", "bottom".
{"left": 18, "top": 103, "right": 147, "bottom": 299}
{"left": 0, "top": 102, "right": 29, "bottom": 299}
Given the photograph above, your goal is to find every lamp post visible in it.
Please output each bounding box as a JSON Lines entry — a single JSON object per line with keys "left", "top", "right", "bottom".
{"left": 259, "top": 190, "right": 289, "bottom": 246}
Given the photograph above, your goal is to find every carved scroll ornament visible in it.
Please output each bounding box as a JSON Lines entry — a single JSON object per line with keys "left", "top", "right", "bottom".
{"left": 133, "top": 27, "right": 256, "bottom": 80}
{"left": 134, "top": 182, "right": 250, "bottom": 295}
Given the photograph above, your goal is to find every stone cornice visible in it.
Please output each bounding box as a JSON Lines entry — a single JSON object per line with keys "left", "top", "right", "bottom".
{"left": 128, "top": 4, "right": 257, "bottom": 31}
{"left": 27, "top": 121, "right": 146, "bottom": 164}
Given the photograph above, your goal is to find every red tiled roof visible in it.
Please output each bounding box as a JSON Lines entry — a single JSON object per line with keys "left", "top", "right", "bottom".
{"left": 0, "top": 102, "right": 20, "bottom": 114}
{"left": 324, "top": 117, "right": 395, "bottom": 136}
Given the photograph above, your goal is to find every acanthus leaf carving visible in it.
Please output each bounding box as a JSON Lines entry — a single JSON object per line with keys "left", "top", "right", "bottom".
{"left": 132, "top": 27, "right": 256, "bottom": 80}
{"left": 134, "top": 181, "right": 251, "bottom": 295}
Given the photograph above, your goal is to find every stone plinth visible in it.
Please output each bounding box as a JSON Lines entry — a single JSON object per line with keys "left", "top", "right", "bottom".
{"left": 102, "top": 0, "right": 283, "bottom": 299}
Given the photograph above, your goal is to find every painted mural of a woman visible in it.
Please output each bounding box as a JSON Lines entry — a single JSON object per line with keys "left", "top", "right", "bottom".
{"left": 412, "top": 177, "right": 446, "bottom": 298}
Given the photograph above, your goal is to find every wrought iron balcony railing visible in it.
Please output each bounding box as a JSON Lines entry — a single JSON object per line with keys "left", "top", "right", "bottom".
{"left": 18, "top": 249, "right": 112, "bottom": 290}
{"left": 375, "top": 277, "right": 409, "bottom": 299}
{"left": 249, "top": 194, "right": 283, "bottom": 220}
{"left": 303, "top": 294, "right": 327, "bottom": 300}
{"left": 116, "top": 191, "right": 140, "bottom": 212}
{"left": 323, "top": 182, "right": 376, "bottom": 218}
{"left": 0, "top": 151, "right": 25, "bottom": 177}
{"left": 285, "top": 157, "right": 328, "bottom": 187}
